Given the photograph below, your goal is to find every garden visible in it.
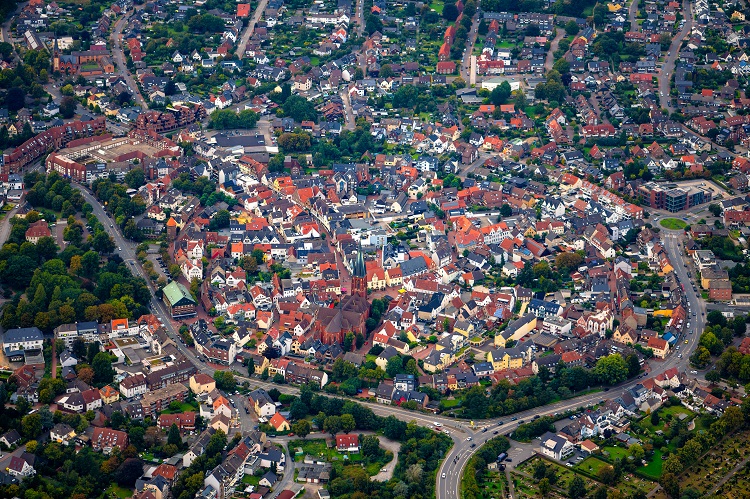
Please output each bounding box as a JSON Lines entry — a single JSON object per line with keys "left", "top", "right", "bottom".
{"left": 288, "top": 435, "right": 393, "bottom": 477}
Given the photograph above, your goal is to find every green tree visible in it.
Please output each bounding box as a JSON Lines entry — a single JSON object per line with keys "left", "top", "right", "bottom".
{"left": 21, "top": 413, "right": 42, "bottom": 438}
{"left": 92, "top": 351, "right": 115, "bottom": 384}
{"left": 167, "top": 423, "right": 182, "bottom": 447}
{"left": 662, "top": 454, "right": 682, "bottom": 475}
{"left": 593, "top": 354, "right": 628, "bottom": 385}
{"left": 323, "top": 415, "right": 342, "bottom": 435}
{"left": 490, "top": 81, "right": 512, "bottom": 105}
{"left": 567, "top": 476, "right": 586, "bottom": 499}
{"left": 59, "top": 96, "right": 77, "bottom": 118}
{"left": 340, "top": 413, "right": 356, "bottom": 433}
{"left": 539, "top": 477, "right": 551, "bottom": 497}
{"left": 124, "top": 168, "right": 146, "bottom": 189}
{"left": 660, "top": 472, "right": 680, "bottom": 498}
{"left": 291, "top": 419, "right": 311, "bottom": 438}
{"left": 564, "top": 20, "right": 580, "bottom": 35}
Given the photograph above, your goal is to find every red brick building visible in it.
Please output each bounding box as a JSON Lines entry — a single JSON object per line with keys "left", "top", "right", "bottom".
{"left": 709, "top": 280, "right": 732, "bottom": 301}
{"left": 3, "top": 116, "right": 106, "bottom": 173}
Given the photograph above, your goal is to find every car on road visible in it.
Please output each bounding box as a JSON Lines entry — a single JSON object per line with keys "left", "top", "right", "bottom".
{"left": 685, "top": 340, "right": 689, "bottom": 344}
{"left": 466, "top": 437, "right": 472, "bottom": 441}
{"left": 381, "top": 468, "right": 387, "bottom": 472}
{"left": 566, "top": 462, "right": 574, "bottom": 467}
{"left": 441, "top": 473, "right": 446, "bottom": 479}
{"left": 434, "top": 422, "right": 442, "bottom": 427}
{"left": 510, "top": 417, "right": 517, "bottom": 421}
{"left": 493, "top": 431, "right": 499, "bottom": 435}
{"left": 690, "top": 370, "right": 698, "bottom": 374}
{"left": 470, "top": 443, "right": 476, "bottom": 448}
{"left": 498, "top": 421, "right": 504, "bottom": 425}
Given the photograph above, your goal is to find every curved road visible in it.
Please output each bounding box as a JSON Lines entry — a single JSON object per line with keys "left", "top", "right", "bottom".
{"left": 75, "top": 185, "right": 707, "bottom": 499}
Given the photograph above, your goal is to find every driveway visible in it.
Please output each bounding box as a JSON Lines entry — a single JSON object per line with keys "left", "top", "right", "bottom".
{"left": 370, "top": 436, "right": 400, "bottom": 482}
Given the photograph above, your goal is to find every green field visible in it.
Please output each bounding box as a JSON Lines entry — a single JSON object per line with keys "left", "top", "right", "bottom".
{"left": 430, "top": 0, "right": 444, "bottom": 13}
{"left": 660, "top": 218, "right": 687, "bottom": 230}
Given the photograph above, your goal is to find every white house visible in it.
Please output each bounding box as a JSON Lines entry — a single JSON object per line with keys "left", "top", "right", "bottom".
{"left": 3, "top": 327, "right": 44, "bottom": 353}
{"left": 539, "top": 432, "right": 574, "bottom": 460}
{"left": 119, "top": 373, "right": 148, "bottom": 398}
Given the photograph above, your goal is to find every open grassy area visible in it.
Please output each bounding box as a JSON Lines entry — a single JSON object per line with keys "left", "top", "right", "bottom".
{"left": 602, "top": 446, "right": 629, "bottom": 461}
{"left": 429, "top": 0, "right": 444, "bottom": 13}
{"left": 160, "top": 401, "right": 198, "bottom": 414}
{"left": 639, "top": 449, "right": 663, "bottom": 479}
{"left": 660, "top": 218, "right": 687, "bottom": 230}
{"left": 242, "top": 474, "right": 261, "bottom": 486}
{"left": 105, "top": 484, "right": 133, "bottom": 499}
{"left": 575, "top": 456, "right": 611, "bottom": 476}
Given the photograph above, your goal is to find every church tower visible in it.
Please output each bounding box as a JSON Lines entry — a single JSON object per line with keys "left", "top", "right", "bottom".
{"left": 53, "top": 35, "right": 60, "bottom": 73}
{"left": 351, "top": 243, "right": 367, "bottom": 298}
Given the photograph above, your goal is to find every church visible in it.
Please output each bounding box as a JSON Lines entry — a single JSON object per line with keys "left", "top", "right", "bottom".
{"left": 314, "top": 245, "right": 369, "bottom": 345}
{"left": 53, "top": 38, "right": 115, "bottom": 76}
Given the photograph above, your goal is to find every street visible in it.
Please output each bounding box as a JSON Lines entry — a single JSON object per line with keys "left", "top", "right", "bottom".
{"left": 659, "top": 0, "right": 693, "bottom": 114}
{"left": 235, "top": 0, "right": 269, "bottom": 58}
{"left": 111, "top": 7, "right": 148, "bottom": 110}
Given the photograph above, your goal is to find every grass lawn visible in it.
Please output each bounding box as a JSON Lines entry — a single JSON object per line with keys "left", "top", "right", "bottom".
{"left": 105, "top": 485, "right": 133, "bottom": 499}
{"left": 660, "top": 218, "right": 687, "bottom": 230}
{"left": 429, "top": 0, "right": 444, "bottom": 13}
{"left": 575, "top": 457, "right": 611, "bottom": 476}
{"left": 641, "top": 406, "right": 695, "bottom": 434}
{"left": 289, "top": 438, "right": 363, "bottom": 464}
{"left": 602, "top": 446, "right": 629, "bottom": 461}
{"left": 160, "top": 401, "right": 198, "bottom": 414}
{"left": 638, "top": 449, "right": 663, "bottom": 478}
{"left": 497, "top": 40, "right": 516, "bottom": 48}
{"left": 441, "top": 398, "right": 460, "bottom": 408}
{"left": 242, "top": 474, "right": 261, "bottom": 486}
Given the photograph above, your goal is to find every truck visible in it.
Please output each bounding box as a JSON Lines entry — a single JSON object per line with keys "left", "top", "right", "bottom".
{"left": 497, "top": 453, "right": 508, "bottom": 463}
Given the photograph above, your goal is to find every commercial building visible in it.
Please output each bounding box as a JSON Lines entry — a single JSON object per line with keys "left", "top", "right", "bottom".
{"left": 637, "top": 182, "right": 712, "bottom": 212}
{"left": 162, "top": 281, "right": 197, "bottom": 318}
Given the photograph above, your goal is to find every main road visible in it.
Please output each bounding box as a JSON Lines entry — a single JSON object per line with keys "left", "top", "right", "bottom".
{"left": 659, "top": 0, "right": 693, "bottom": 114}
{"left": 75, "top": 185, "right": 707, "bottom": 499}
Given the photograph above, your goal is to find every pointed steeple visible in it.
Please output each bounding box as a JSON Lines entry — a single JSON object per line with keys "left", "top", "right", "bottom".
{"left": 353, "top": 241, "right": 366, "bottom": 278}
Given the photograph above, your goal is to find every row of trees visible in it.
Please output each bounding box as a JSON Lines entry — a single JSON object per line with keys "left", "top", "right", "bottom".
{"left": 208, "top": 109, "right": 259, "bottom": 130}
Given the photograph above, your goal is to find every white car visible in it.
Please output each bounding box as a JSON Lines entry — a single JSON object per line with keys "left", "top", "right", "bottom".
{"left": 442, "top": 473, "right": 446, "bottom": 479}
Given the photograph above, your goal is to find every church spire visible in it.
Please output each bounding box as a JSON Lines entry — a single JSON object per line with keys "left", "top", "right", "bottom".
{"left": 351, "top": 240, "right": 367, "bottom": 298}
